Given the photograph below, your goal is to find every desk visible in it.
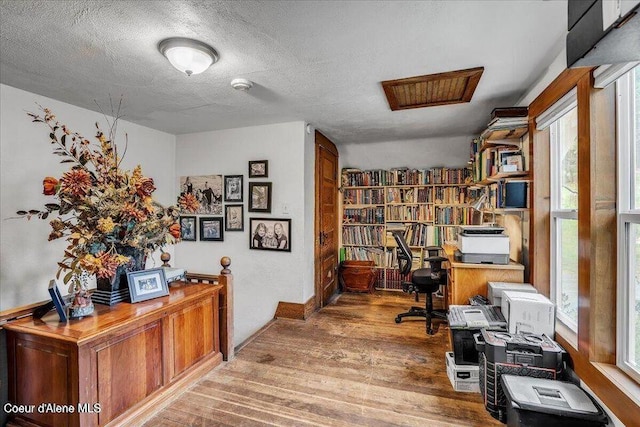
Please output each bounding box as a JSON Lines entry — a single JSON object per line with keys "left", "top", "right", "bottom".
{"left": 442, "top": 244, "right": 524, "bottom": 306}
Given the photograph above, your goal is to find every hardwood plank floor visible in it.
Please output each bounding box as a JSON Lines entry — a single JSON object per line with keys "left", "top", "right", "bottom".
{"left": 144, "top": 292, "right": 501, "bottom": 426}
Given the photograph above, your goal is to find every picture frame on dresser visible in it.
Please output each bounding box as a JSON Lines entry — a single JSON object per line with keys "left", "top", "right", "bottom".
{"left": 127, "top": 267, "right": 169, "bottom": 303}
{"left": 48, "top": 280, "right": 67, "bottom": 322}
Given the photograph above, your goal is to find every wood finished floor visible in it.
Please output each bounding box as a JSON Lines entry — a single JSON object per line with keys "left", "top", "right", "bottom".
{"left": 144, "top": 292, "right": 501, "bottom": 427}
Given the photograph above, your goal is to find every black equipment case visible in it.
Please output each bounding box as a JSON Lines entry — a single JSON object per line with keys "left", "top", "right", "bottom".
{"left": 501, "top": 375, "right": 608, "bottom": 427}
{"left": 475, "top": 330, "right": 566, "bottom": 422}
{"left": 447, "top": 305, "right": 506, "bottom": 365}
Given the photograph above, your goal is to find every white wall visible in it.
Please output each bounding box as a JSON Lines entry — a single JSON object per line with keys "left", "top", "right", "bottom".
{"left": 174, "top": 121, "right": 314, "bottom": 346}
{"left": 0, "top": 84, "right": 176, "bottom": 310}
{"left": 339, "top": 136, "right": 472, "bottom": 170}
{"left": 518, "top": 46, "right": 567, "bottom": 106}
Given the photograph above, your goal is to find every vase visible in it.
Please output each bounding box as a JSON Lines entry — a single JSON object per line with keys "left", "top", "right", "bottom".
{"left": 68, "top": 270, "right": 95, "bottom": 318}
{"left": 92, "top": 246, "right": 146, "bottom": 305}
{"left": 69, "top": 290, "right": 94, "bottom": 319}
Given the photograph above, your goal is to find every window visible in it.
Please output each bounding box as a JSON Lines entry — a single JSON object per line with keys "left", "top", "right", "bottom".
{"left": 550, "top": 106, "right": 579, "bottom": 334}
{"left": 617, "top": 64, "right": 640, "bottom": 383}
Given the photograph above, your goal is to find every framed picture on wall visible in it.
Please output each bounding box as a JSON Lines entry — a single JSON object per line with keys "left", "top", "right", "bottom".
{"left": 224, "top": 175, "right": 243, "bottom": 202}
{"left": 249, "top": 218, "right": 291, "bottom": 252}
{"left": 248, "top": 182, "right": 272, "bottom": 213}
{"left": 248, "top": 160, "right": 268, "bottom": 178}
{"left": 179, "top": 175, "right": 222, "bottom": 215}
{"left": 179, "top": 216, "right": 196, "bottom": 241}
{"left": 199, "top": 217, "right": 224, "bottom": 241}
{"left": 225, "top": 205, "right": 244, "bottom": 231}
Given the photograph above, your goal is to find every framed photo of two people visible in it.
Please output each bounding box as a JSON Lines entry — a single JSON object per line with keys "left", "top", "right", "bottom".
{"left": 249, "top": 218, "right": 290, "bottom": 252}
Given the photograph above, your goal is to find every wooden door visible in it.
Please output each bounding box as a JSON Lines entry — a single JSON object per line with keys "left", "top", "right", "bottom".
{"left": 315, "top": 131, "right": 339, "bottom": 308}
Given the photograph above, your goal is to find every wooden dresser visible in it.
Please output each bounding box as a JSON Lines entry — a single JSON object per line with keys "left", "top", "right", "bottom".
{"left": 3, "top": 281, "right": 228, "bottom": 427}
{"left": 442, "top": 244, "right": 525, "bottom": 306}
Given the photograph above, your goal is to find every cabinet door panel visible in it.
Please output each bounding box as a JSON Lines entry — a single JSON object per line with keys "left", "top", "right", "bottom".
{"left": 95, "top": 321, "right": 162, "bottom": 425}
{"left": 170, "top": 299, "right": 214, "bottom": 379}
{"left": 13, "top": 339, "right": 73, "bottom": 427}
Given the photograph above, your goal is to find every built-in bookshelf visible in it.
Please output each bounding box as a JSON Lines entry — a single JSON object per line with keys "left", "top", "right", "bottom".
{"left": 340, "top": 167, "right": 476, "bottom": 290}
{"left": 469, "top": 107, "right": 531, "bottom": 213}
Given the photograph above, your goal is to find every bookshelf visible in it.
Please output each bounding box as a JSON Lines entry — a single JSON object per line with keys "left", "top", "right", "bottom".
{"left": 340, "top": 167, "right": 475, "bottom": 290}
{"left": 470, "top": 107, "right": 530, "bottom": 212}
{"left": 468, "top": 107, "right": 531, "bottom": 271}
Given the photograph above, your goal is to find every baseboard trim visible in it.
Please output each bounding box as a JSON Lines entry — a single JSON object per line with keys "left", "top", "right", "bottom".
{"left": 275, "top": 296, "right": 316, "bottom": 320}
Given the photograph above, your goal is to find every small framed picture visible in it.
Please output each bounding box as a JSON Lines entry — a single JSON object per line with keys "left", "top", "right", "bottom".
{"left": 48, "top": 280, "right": 67, "bottom": 322}
{"left": 249, "top": 218, "right": 291, "bottom": 252}
{"left": 199, "top": 216, "right": 224, "bottom": 241}
{"left": 249, "top": 160, "right": 268, "bottom": 178}
{"left": 180, "top": 216, "right": 196, "bottom": 241}
{"left": 225, "top": 204, "right": 244, "bottom": 231}
{"left": 224, "top": 175, "right": 243, "bottom": 202}
{"left": 127, "top": 268, "right": 169, "bottom": 303}
{"left": 248, "top": 182, "right": 272, "bottom": 213}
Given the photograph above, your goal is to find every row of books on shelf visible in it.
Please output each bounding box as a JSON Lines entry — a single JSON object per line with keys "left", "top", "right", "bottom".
{"left": 343, "top": 188, "right": 385, "bottom": 205}
{"left": 434, "top": 206, "right": 475, "bottom": 226}
{"left": 433, "top": 186, "right": 476, "bottom": 205}
{"left": 381, "top": 268, "right": 411, "bottom": 290}
{"left": 341, "top": 167, "right": 471, "bottom": 187}
{"left": 342, "top": 225, "right": 385, "bottom": 246}
{"left": 473, "top": 145, "right": 525, "bottom": 182}
{"left": 402, "top": 223, "right": 437, "bottom": 247}
{"left": 386, "top": 205, "right": 433, "bottom": 222}
{"left": 386, "top": 187, "right": 431, "bottom": 203}
{"left": 341, "top": 246, "right": 385, "bottom": 266}
{"left": 343, "top": 207, "right": 385, "bottom": 224}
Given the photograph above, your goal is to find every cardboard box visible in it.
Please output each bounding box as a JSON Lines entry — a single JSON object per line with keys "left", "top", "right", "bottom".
{"left": 502, "top": 292, "right": 555, "bottom": 336}
{"left": 488, "top": 282, "right": 537, "bottom": 306}
{"left": 445, "top": 351, "right": 480, "bottom": 393}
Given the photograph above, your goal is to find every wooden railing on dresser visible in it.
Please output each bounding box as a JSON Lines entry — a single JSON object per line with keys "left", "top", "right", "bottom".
{"left": 0, "top": 257, "right": 233, "bottom": 427}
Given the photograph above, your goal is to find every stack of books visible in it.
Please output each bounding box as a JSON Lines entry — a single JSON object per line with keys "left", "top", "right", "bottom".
{"left": 481, "top": 107, "right": 528, "bottom": 139}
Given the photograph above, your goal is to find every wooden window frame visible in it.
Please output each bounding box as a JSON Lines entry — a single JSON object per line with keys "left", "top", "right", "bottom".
{"left": 529, "top": 67, "right": 640, "bottom": 425}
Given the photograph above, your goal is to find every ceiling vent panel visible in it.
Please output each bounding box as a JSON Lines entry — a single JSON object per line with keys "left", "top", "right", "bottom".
{"left": 381, "top": 67, "right": 484, "bottom": 111}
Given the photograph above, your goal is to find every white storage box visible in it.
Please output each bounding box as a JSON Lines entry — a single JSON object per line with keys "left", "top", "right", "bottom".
{"left": 502, "top": 292, "right": 555, "bottom": 337}
{"left": 458, "top": 233, "right": 510, "bottom": 255}
{"left": 445, "top": 351, "right": 480, "bottom": 393}
{"left": 488, "top": 282, "right": 537, "bottom": 306}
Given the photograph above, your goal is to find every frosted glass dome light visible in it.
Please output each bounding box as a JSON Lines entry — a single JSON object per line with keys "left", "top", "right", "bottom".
{"left": 158, "top": 38, "right": 219, "bottom": 76}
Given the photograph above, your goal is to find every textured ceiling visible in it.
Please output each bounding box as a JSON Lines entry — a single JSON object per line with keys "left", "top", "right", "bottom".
{"left": 0, "top": 0, "right": 567, "bottom": 145}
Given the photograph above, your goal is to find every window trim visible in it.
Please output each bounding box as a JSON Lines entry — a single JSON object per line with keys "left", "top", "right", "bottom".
{"left": 616, "top": 68, "right": 640, "bottom": 383}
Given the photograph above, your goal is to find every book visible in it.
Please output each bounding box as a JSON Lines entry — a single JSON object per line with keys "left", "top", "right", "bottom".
{"left": 490, "top": 107, "right": 528, "bottom": 120}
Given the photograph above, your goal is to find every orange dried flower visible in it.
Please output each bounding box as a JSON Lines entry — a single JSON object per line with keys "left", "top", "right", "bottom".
{"left": 136, "top": 177, "right": 156, "bottom": 198}
{"left": 42, "top": 177, "right": 58, "bottom": 195}
{"left": 169, "top": 223, "right": 181, "bottom": 239}
{"left": 178, "top": 193, "right": 200, "bottom": 213}
{"left": 59, "top": 169, "right": 92, "bottom": 197}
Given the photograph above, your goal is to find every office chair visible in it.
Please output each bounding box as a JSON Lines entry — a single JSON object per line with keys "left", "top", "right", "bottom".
{"left": 392, "top": 231, "right": 448, "bottom": 334}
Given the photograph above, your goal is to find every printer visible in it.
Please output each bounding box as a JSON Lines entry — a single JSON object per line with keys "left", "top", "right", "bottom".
{"left": 455, "top": 225, "right": 510, "bottom": 265}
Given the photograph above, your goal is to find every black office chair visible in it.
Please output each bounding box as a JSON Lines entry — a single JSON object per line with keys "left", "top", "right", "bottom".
{"left": 392, "top": 231, "right": 448, "bottom": 334}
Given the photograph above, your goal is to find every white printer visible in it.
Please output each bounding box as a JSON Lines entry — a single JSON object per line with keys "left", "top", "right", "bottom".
{"left": 456, "top": 225, "right": 510, "bottom": 264}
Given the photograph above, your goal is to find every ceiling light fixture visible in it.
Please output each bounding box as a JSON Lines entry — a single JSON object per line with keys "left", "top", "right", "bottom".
{"left": 230, "top": 78, "right": 253, "bottom": 91}
{"left": 158, "top": 37, "right": 219, "bottom": 76}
